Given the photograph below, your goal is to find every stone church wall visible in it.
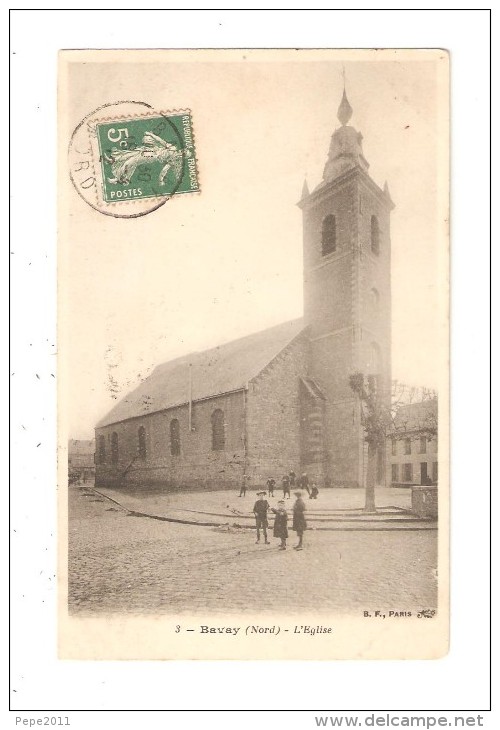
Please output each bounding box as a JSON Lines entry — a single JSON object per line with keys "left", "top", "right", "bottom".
{"left": 301, "top": 171, "right": 393, "bottom": 487}
{"left": 311, "top": 331, "right": 362, "bottom": 486}
{"left": 302, "top": 176, "right": 364, "bottom": 486}
{"left": 95, "top": 390, "right": 246, "bottom": 490}
{"left": 245, "top": 335, "right": 309, "bottom": 486}
{"left": 358, "top": 182, "right": 392, "bottom": 397}
{"left": 303, "top": 182, "right": 357, "bottom": 339}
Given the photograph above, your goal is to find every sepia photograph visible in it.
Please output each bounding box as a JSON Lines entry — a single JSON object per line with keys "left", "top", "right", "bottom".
{"left": 58, "top": 48, "right": 449, "bottom": 660}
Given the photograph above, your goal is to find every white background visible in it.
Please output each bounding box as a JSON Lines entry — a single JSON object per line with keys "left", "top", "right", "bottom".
{"left": 8, "top": 5, "right": 493, "bottom": 723}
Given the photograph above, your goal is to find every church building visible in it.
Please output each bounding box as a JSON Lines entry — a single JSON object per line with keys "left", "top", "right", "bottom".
{"left": 95, "top": 87, "right": 394, "bottom": 490}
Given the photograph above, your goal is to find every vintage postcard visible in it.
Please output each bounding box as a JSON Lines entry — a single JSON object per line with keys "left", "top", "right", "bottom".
{"left": 58, "top": 48, "right": 449, "bottom": 660}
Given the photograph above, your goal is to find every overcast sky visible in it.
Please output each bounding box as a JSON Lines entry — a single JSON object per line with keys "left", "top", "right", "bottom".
{"left": 62, "top": 50, "right": 448, "bottom": 439}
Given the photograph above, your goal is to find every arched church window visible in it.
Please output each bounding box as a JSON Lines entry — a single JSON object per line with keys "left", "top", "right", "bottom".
{"left": 321, "top": 215, "right": 337, "bottom": 255}
{"left": 371, "top": 215, "right": 380, "bottom": 255}
{"left": 138, "top": 426, "right": 147, "bottom": 459}
{"left": 170, "top": 419, "right": 181, "bottom": 456}
{"left": 111, "top": 432, "right": 119, "bottom": 464}
{"left": 97, "top": 435, "right": 106, "bottom": 464}
{"left": 211, "top": 409, "right": 225, "bottom": 451}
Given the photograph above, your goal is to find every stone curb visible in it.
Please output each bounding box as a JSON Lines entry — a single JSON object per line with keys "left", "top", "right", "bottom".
{"left": 88, "top": 487, "right": 437, "bottom": 532}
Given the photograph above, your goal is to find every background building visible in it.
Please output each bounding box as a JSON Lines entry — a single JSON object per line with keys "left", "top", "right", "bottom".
{"left": 68, "top": 439, "right": 95, "bottom": 483}
{"left": 386, "top": 399, "right": 438, "bottom": 486}
{"left": 95, "top": 86, "right": 393, "bottom": 491}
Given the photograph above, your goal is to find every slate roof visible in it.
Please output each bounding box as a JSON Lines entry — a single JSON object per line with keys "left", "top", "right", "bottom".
{"left": 392, "top": 399, "right": 438, "bottom": 434}
{"left": 96, "top": 318, "right": 306, "bottom": 428}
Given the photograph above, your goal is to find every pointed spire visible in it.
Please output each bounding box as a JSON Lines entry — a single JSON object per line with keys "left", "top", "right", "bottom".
{"left": 301, "top": 177, "right": 310, "bottom": 200}
{"left": 337, "top": 88, "right": 353, "bottom": 126}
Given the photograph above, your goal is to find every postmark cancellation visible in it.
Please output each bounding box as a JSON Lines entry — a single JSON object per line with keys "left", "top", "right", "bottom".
{"left": 69, "top": 102, "right": 199, "bottom": 218}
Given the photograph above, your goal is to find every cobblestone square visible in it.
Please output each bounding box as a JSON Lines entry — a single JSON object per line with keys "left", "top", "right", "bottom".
{"left": 68, "top": 486, "right": 438, "bottom": 617}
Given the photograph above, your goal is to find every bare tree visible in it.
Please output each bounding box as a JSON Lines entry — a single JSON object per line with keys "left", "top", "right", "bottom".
{"left": 350, "top": 373, "right": 438, "bottom": 512}
{"left": 349, "top": 373, "right": 386, "bottom": 512}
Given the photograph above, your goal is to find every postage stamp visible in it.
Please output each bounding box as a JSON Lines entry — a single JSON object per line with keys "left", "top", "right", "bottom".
{"left": 68, "top": 102, "right": 199, "bottom": 218}
{"left": 96, "top": 112, "right": 199, "bottom": 202}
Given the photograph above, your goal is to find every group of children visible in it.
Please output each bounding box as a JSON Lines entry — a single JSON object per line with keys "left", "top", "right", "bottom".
{"left": 239, "top": 470, "right": 320, "bottom": 500}
{"left": 237, "top": 469, "right": 321, "bottom": 550}
{"left": 252, "top": 490, "right": 307, "bottom": 551}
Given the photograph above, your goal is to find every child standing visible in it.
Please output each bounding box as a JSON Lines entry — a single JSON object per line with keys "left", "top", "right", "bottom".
{"left": 239, "top": 474, "right": 250, "bottom": 497}
{"left": 253, "top": 491, "right": 270, "bottom": 544}
{"left": 271, "top": 500, "right": 289, "bottom": 550}
{"left": 292, "top": 491, "right": 307, "bottom": 550}
{"left": 266, "top": 477, "right": 276, "bottom": 497}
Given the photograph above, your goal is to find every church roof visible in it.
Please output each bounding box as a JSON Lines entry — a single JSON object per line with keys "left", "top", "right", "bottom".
{"left": 96, "top": 318, "right": 306, "bottom": 428}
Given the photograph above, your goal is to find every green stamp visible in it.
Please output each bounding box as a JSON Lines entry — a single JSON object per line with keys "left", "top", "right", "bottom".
{"left": 96, "top": 112, "right": 199, "bottom": 203}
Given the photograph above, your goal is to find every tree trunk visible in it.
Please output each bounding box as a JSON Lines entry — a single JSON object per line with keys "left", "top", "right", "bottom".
{"left": 365, "top": 441, "right": 377, "bottom": 513}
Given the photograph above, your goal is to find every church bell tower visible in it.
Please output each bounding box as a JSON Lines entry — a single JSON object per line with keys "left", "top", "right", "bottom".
{"left": 299, "top": 85, "right": 394, "bottom": 487}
